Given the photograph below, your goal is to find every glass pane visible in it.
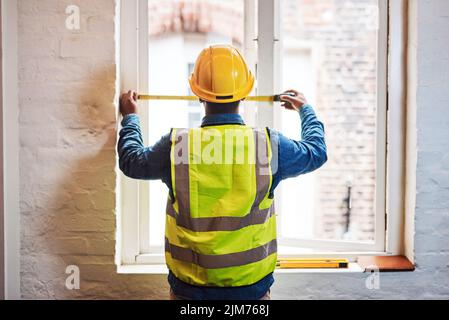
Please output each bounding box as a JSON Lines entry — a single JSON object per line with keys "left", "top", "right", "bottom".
{"left": 279, "top": 0, "right": 380, "bottom": 242}
{"left": 147, "top": 0, "right": 245, "bottom": 248}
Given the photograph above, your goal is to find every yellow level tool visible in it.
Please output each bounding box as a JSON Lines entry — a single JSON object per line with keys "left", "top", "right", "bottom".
{"left": 137, "top": 94, "right": 289, "bottom": 102}
{"left": 276, "top": 258, "right": 349, "bottom": 269}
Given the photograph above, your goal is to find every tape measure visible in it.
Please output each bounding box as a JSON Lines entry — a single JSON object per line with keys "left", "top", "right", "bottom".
{"left": 137, "top": 93, "right": 294, "bottom": 102}
{"left": 276, "top": 258, "right": 349, "bottom": 269}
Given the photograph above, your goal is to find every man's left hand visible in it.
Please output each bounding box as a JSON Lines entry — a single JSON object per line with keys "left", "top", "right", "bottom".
{"left": 280, "top": 89, "right": 307, "bottom": 112}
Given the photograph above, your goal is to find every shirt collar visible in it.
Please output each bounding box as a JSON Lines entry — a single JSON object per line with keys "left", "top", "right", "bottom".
{"left": 201, "top": 113, "right": 246, "bottom": 127}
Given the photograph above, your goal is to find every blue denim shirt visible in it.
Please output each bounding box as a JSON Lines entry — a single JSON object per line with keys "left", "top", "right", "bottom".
{"left": 118, "top": 104, "right": 327, "bottom": 300}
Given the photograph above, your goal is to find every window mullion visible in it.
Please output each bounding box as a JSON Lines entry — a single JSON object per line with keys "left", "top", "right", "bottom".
{"left": 138, "top": 0, "right": 151, "bottom": 254}
{"left": 243, "top": 0, "right": 257, "bottom": 127}
{"left": 255, "top": 0, "right": 280, "bottom": 128}
{"left": 119, "top": 0, "right": 143, "bottom": 264}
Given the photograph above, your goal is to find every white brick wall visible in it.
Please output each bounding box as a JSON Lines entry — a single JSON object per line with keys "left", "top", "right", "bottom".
{"left": 273, "top": 0, "right": 449, "bottom": 299}
{"left": 17, "top": 0, "right": 449, "bottom": 299}
{"left": 18, "top": 0, "right": 170, "bottom": 299}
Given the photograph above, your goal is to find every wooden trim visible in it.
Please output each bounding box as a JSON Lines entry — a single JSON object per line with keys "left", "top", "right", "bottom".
{"left": 357, "top": 255, "right": 415, "bottom": 272}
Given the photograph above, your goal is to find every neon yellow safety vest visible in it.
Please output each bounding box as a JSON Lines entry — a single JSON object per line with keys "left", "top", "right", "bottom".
{"left": 165, "top": 125, "right": 277, "bottom": 287}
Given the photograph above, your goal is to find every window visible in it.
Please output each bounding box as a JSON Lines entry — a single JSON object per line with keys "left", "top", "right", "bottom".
{"left": 276, "top": 0, "right": 387, "bottom": 253}
{"left": 145, "top": 0, "right": 245, "bottom": 259}
{"left": 187, "top": 62, "right": 203, "bottom": 127}
{"left": 118, "top": 0, "right": 404, "bottom": 270}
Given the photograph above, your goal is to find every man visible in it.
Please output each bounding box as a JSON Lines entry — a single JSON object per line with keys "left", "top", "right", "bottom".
{"left": 118, "top": 44, "right": 327, "bottom": 300}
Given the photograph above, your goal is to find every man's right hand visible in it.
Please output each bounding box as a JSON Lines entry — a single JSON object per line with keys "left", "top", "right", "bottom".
{"left": 120, "top": 90, "right": 138, "bottom": 117}
{"left": 280, "top": 89, "right": 307, "bottom": 112}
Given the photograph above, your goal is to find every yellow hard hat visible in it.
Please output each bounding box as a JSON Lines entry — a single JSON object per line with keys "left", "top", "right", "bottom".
{"left": 189, "top": 44, "right": 255, "bottom": 103}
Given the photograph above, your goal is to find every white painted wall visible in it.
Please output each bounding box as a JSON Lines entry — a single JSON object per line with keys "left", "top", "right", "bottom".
{"left": 15, "top": 0, "right": 449, "bottom": 299}
{"left": 18, "top": 0, "right": 169, "bottom": 299}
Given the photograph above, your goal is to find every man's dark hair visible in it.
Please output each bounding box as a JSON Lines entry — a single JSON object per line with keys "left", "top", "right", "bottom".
{"left": 203, "top": 100, "right": 241, "bottom": 114}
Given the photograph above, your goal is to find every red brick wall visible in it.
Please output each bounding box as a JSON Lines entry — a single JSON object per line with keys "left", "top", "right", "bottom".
{"left": 286, "top": 0, "right": 378, "bottom": 240}
{"left": 148, "top": 0, "right": 244, "bottom": 44}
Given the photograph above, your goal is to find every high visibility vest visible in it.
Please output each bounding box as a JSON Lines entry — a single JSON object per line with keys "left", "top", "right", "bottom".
{"left": 165, "top": 125, "right": 277, "bottom": 287}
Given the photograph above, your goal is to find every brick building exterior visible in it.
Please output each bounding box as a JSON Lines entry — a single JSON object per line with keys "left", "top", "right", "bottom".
{"left": 147, "top": 0, "right": 378, "bottom": 241}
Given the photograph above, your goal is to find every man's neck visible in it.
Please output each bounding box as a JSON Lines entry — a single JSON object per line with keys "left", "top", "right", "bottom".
{"left": 205, "top": 107, "right": 240, "bottom": 116}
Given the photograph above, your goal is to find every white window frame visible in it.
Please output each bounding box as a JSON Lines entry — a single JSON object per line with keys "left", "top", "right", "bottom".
{"left": 258, "top": 0, "right": 388, "bottom": 254}
{"left": 117, "top": 0, "right": 408, "bottom": 270}
{"left": 1, "top": 0, "right": 21, "bottom": 297}
{"left": 118, "top": 0, "right": 150, "bottom": 265}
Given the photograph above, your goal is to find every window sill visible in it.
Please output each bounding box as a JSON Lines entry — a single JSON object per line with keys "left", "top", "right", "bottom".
{"left": 117, "top": 256, "right": 414, "bottom": 275}
{"left": 117, "top": 264, "right": 169, "bottom": 274}
{"left": 117, "top": 262, "right": 364, "bottom": 275}
{"left": 356, "top": 255, "right": 415, "bottom": 272}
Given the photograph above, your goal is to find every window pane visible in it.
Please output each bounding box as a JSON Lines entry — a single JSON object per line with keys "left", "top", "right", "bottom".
{"left": 147, "top": 0, "right": 245, "bottom": 248}
{"left": 280, "top": 0, "right": 380, "bottom": 242}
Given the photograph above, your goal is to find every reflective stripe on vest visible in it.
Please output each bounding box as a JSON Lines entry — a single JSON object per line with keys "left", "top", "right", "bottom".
{"left": 165, "top": 125, "right": 277, "bottom": 287}
{"left": 165, "top": 238, "right": 277, "bottom": 269}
